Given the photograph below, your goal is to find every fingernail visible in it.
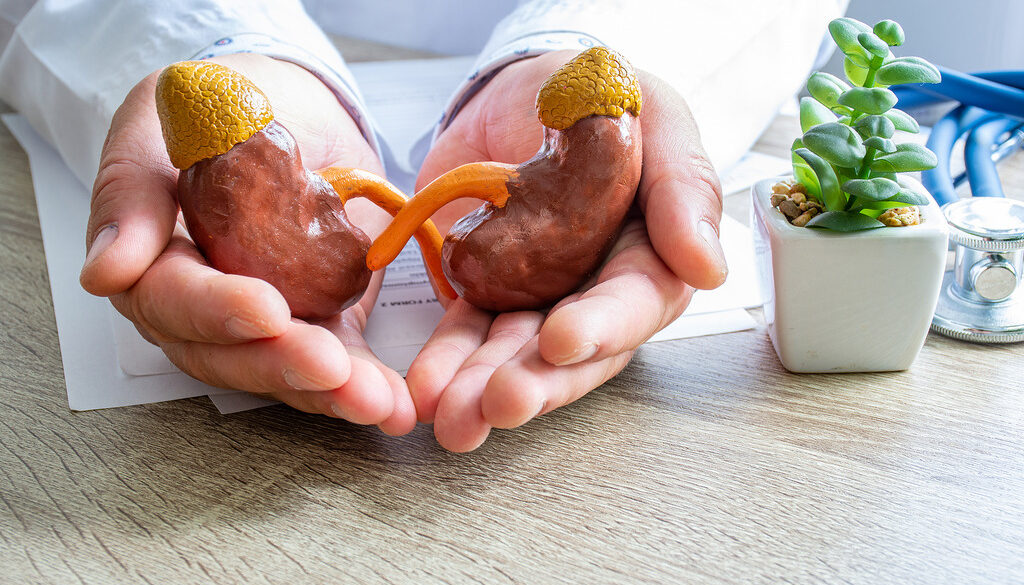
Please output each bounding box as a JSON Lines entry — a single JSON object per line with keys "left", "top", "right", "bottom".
{"left": 83, "top": 223, "right": 118, "bottom": 268}
{"left": 283, "top": 368, "right": 329, "bottom": 391}
{"left": 552, "top": 341, "right": 598, "bottom": 366}
{"left": 226, "top": 315, "right": 270, "bottom": 339}
{"left": 698, "top": 220, "right": 728, "bottom": 278}
{"left": 534, "top": 399, "right": 548, "bottom": 419}
{"left": 330, "top": 401, "right": 351, "bottom": 421}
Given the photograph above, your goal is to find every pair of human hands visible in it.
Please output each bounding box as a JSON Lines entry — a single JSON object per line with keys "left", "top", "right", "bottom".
{"left": 80, "top": 51, "right": 726, "bottom": 452}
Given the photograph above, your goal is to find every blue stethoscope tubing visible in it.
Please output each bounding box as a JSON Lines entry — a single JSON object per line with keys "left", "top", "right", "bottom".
{"left": 891, "top": 67, "right": 1024, "bottom": 206}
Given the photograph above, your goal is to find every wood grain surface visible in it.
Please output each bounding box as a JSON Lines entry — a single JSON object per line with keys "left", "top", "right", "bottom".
{"left": 2, "top": 40, "right": 1023, "bottom": 585}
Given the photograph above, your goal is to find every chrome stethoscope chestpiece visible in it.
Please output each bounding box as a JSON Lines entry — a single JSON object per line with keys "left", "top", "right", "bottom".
{"left": 932, "top": 197, "right": 1024, "bottom": 343}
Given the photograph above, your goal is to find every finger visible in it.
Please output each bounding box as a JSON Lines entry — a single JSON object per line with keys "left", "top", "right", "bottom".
{"left": 416, "top": 121, "right": 490, "bottom": 191}
{"left": 431, "top": 367, "right": 494, "bottom": 453}
{"left": 81, "top": 71, "right": 181, "bottom": 297}
{"left": 160, "top": 320, "right": 351, "bottom": 394}
{"left": 325, "top": 355, "right": 395, "bottom": 426}
{"left": 405, "top": 299, "right": 493, "bottom": 423}
{"left": 412, "top": 131, "right": 495, "bottom": 235}
{"left": 376, "top": 366, "right": 418, "bottom": 436}
{"left": 481, "top": 339, "right": 634, "bottom": 430}
{"left": 636, "top": 74, "right": 727, "bottom": 290}
{"left": 433, "top": 312, "right": 544, "bottom": 452}
{"left": 109, "top": 224, "right": 291, "bottom": 344}
{"left": 538, "top": 220, "right": 694, "bottom": 366}
{"left": 320, "top": 303, "right": 415, "bottom": 434}
{"left": 261, "top": 354, "right": 395, "bottom": 427}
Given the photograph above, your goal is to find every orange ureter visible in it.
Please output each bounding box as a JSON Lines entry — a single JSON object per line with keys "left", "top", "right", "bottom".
{"left": 316, "top": 166, "right": 457, "bottom": 300}
{"left": 365, "top": 162, "right": 518, "bottom": 272}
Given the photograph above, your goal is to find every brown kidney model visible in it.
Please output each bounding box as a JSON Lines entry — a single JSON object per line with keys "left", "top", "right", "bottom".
{"left": 156, "top": 61, "right": 451, "bottom": 320}
{"left": 176, "top": 120, "right": 372, "bottom": 319}
{"left": 366, "top": 47, "right": 643, "bottom": 312}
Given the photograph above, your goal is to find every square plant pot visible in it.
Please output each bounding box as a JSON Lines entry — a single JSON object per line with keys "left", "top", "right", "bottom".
{"left": 751, "top": 176, "right": 949, "bottom": 373}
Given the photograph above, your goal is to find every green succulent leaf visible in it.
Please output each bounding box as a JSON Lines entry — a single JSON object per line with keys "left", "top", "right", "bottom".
{"left": 845, "top": 52, "right": 871, "bottom": 69}
{"left": 829, "top": 18, "right": 873, "bottom": 59}
{"left": 803, "top": 122, "right": 866, "bottom": 168}
{"left": 842, "top": 177, "right": 900, "bottom": 201}
{"left": 792, "top": 162, "right": 820, "bottom": 199}
{"left": 855, "top": 114, "right": 896, "bottom": 139}
{"left": 858, "top": 32, "right": 890, "bottom": 58}
{"left": 799, "top": 96, "right": 838, "bottom": 132}
{"left": 869, "top": 171, "right": 898, "bottom": 182}
{"left": 844, "top": 56, "right": 870, "bottom": 87}
{"left": 839, "top": 87, "right": 898, "bottom": 115}
{"left": 806, "top": 72, "right": 850, "bottom": 108}
{"left": 856, "top": 200, "right": 905, "bottom": 211}
{"left": 863, "top": 136, "right": 897, "bottom": 153}
{"left": 890, "top": 189, "right": 930, "bottom": 205}
{"left": 884, "top": 108, "right": 920, "bottom": 133}
{"left": 831, "top": 105, "right": 855, "bottom": 117}
{"left": 870, "top": 143, "right": 938, "bottom": 172}
{"left": 791, "top": 139, "right": 821, "bottom": 198}
{"left": 857, "top": 197, "right": 926, "bottom": 211}
{"left": 873, "top": 20, "right": 905, "bottom": 46}
{"left": 875, "top": 57, "right": 941, "bottom": 85}
{"left": 794, "top": 148, "right": 844, "bottom": 210}
{"left": 868, "top": 172, "right": 901, "bottom": 183}
{"left": 806, "top": 210, "right": 886, "bottom": 231}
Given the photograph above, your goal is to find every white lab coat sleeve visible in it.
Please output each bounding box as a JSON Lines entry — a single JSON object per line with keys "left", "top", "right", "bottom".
{"left": 0, "top": 0, "right": 378, "bottom": 189}
{"left": 433, "top": 0, "right": 849, "bottom": 172}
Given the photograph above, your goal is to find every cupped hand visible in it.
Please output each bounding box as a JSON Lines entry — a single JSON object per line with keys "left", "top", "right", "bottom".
{"left": 408, "top": 50, "right": 728, "bottom": 451}
{"left": 79, "top": 53, "right": 415, "bottom": 435}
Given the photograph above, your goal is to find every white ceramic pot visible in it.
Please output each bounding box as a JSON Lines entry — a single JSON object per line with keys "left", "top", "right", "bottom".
{"left": 751, "top": 176, "right": 949, "bottom": 373}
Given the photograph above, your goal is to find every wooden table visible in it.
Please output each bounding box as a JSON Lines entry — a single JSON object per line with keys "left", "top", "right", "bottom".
{"left": 3, "top": 40, "right": 1023, "bottom": 584}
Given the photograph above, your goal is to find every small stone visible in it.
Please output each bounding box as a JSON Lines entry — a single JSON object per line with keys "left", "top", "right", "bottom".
{"left": 772, "top": 183, "right": 790, "bottom": 194}
{"left": 791, "top": 208, "right": 819, "bottom": 227}
{"left": 791, "top": 182, "right": 807, "bottom": 194}
{"left": 878, "top": 206, "right": 920, "bottom": 226}
{"left": 791, "top": 192, "right": 807, "bottom": 205}
{"left": 779, "top": 199, "right": 801, "bottom": 219}
{"left": 771, "top": 194, "right": 787, "bottom": 207}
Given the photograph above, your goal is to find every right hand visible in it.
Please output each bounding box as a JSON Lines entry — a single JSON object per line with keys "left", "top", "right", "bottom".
{"left": 80, "top": 53, "right": 415, "bottom": 435}
{"left": 406, "top": 52, "right": 727, "bottom": 451}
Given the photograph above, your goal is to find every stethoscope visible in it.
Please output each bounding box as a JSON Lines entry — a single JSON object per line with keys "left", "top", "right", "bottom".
{"left": 892, "top": 67, "right": 1024, "bottom": 343}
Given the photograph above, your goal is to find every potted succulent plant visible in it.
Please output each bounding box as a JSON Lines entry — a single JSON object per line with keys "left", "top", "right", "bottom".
{"left": 751, "top": 17, "right": 950, "bottom": 373}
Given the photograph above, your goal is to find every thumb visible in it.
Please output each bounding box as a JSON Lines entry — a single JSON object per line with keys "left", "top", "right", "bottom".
{"left": 415, "top": 116, "right": 490, "bottom": 192}
{"left": 80, "top": 71, "right": 179, "bottom": 297}
{"left": 412, "top": 115, "right": 493, "bottom": 233}
{"left": 636, "top": 74, "right": 727, "bottom": 291}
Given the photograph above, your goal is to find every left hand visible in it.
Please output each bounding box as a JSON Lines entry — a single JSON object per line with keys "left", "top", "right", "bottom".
{"left": 80, "top": 54, "right": 416, "bottom": 435}
{"left": 408, "top": 50, "right": 728, "bottom": 451}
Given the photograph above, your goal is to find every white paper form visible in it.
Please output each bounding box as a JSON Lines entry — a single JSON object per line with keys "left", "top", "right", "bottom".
{"left": 362, "top": 241, "right": 446, "bottom": 372}
{"left": 3, "top": 114, "right": 215, "bottom": 409}
{"left": 351, "top": 56, "right": 476, "bottom": 191}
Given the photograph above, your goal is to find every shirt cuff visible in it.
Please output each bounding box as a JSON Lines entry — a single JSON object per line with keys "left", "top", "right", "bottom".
{"left": 432, "top": 30, "right": 605, "bottom": 142}
{"left": 191, "top": 33, "right": 383, "bottom": 164}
